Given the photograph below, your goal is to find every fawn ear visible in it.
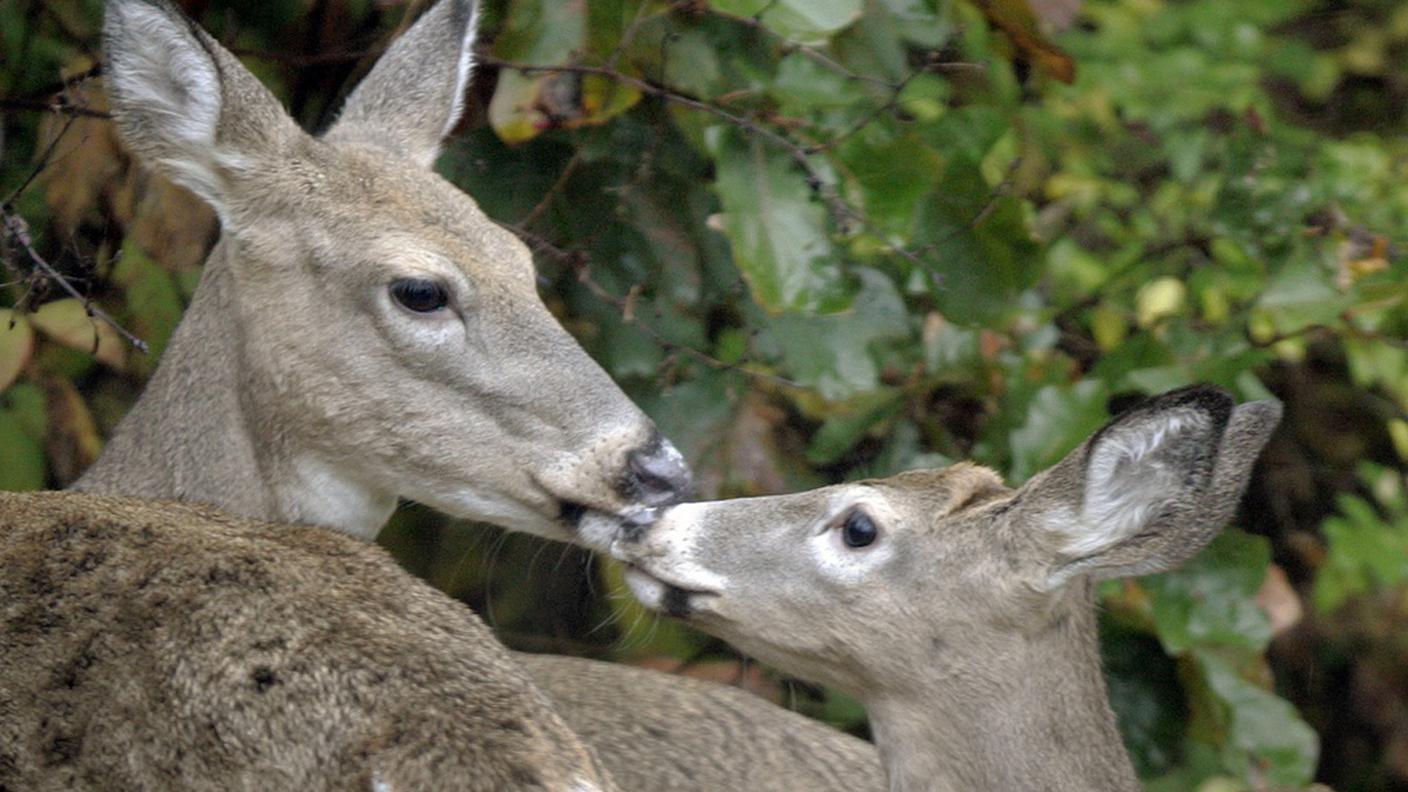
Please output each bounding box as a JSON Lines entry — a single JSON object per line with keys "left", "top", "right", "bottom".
{"left": 1025, "top": 386, "right": 1281, "bottom": 590}
{"left": 103, "top": 0, "right": 301, "bottom": 217}
{"left": 323, "top": 0, "right": 480, "bottom": 168}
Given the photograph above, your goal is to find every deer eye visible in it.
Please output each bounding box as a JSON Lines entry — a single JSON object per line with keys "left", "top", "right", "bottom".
{"left": 840, "top": 510, "right": 879, "bottom": 549}
{"left": 390, "top": 278, "right": 449, "bottom": 313}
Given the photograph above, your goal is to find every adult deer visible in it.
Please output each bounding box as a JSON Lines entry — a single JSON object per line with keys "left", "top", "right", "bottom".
{"left": 606, "top": 386, "right": 1282, "bottom": 791}
{"left": 11, "top": 0, "right": 884, "bottom": 788}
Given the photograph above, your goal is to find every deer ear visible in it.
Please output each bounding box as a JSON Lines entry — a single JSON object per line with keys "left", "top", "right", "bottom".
{"left": 1029, "top": 386, "right": 1281, "bottom": 590}
{"left": 323, "top": 0, "right": 480, "bottom": 168}
{"left": 103, "top": 0, "right": 301, "bottom": 217}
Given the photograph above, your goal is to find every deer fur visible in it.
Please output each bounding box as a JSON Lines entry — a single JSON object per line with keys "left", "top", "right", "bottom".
{"left": 0, "top": 491, "right": 614, "bottom": 792}
{"left": 607, "top": 386, "right": 1283, "bottom": 792}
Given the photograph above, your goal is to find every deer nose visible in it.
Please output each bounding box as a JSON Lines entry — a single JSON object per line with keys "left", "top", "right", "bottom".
{"left": 621, "top": 436, "right": 692, "bottom": 507}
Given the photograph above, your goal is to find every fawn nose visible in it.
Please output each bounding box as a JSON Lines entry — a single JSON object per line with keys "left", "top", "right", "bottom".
{"left": 621, "top": 435, "right": 692, "bottom": 507}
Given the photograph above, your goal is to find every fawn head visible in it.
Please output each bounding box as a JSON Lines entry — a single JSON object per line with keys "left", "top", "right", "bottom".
{"left": 608, "top": 386, "right": 1280, "bottom": 696}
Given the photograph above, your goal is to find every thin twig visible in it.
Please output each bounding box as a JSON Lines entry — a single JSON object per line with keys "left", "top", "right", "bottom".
{"left": 1, "top": 211, "right": 149, "bottom": 354}
{"left": 0, "top": 98, "right": 109, "bottom": 119}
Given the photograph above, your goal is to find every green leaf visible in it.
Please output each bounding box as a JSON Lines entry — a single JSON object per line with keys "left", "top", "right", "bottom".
{"left": 1254, "top": 259, "right": 1347, "bottom": 334}
{"left": 1312, "top": 493, "right": 1408, "bottom": 613}
{"left": 0, "top": 381, "right": 48, "bottom": 492}
{"left": 714, "top": 0, "right": 863, "bottom": 44}
{"left": 805, "top": 390, "right": 904, "bottom": 465}
{"left": 1144, "top": 530, "right": 1273, "bottom": 655}
{"left": 1196, "top": 651, "right": 1319, "bottom": 788}
{"left": 114, "top": 240, "right": 184, "bottom": 374}
{"left": 760, "top": 268, "right": 909, "bottom": 400}
{"left": 1007, "top": 381, "right": 1108, "bottom": 483}
{"left": 707, "top": 127, "right": 854, "bottom": 314}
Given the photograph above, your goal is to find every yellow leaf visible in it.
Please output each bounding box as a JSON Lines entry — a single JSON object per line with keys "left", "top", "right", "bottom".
{"left": 0, "top": 311, "right": 35, "bottom": 392}
{"left": 1135, "top": 277, "right": 1186, "bottom": 328}
{"left": 28, "top": 298, "right": 126, "bottom": 371}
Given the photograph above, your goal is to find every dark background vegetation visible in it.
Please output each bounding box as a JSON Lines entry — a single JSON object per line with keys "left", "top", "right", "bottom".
{"left": 4, "top": 0, "right": 1408, "bottom": 788}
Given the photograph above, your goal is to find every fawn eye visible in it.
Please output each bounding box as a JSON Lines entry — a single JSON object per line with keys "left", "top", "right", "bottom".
{"left": 390, "top": 279, "right": 449, "bottom": 313}
{"left": 840, "top": 510, "right": 879, "bottom": 549}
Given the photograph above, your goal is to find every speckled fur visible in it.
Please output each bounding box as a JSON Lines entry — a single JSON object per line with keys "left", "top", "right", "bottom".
{"left": 0, "top": 492, "right": 613, "bottom": 792}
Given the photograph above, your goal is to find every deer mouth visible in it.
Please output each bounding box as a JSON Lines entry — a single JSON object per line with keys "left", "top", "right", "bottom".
{"left": 621, "top": 564, "right": 721, "bottom": 620}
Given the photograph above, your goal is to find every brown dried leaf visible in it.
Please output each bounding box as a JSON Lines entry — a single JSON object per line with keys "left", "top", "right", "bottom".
{"left": 0, "top": 311, "right": 35, "bottom": 392}
{"left": 28, "top": 298, "right": 126, "bottom": 371}
{"left": 41, "top": 375, "right": 103, "bottom": 486}
{"left": 971, "top": 0, "right": 1077, "bottom": 83}
{"left": 1255, "top": 563, "right": 1304, "bottom": 637}
{"left": 39, "top": 77, "right": 216, "bottom": 274}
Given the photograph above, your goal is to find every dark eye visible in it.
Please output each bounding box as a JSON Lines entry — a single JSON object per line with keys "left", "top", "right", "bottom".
{"left": 841, "top": 510, "right": 879, "bottom": 549}
{"left": 390, "top": 279, "right": 449, "bottom": 313}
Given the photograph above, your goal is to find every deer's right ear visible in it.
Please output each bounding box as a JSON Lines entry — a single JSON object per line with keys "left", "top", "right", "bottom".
{"left": 323, "top": 0, "right": 480, "bottom": 169}
{"left": 104, "top": 0, "right": 300, "bottom": 218}
{"left": 1028, "top": 386, "right": 1281, "bottom": 590}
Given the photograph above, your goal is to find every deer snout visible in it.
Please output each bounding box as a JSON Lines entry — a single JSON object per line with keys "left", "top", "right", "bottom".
{"left": 619, "top": 435, "right": 692, "bottom": 506}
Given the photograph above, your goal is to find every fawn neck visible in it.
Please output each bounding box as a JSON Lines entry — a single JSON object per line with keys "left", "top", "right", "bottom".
{"left": 864, "top": 583, "right": 1139, "bottom": 792}
{"left": 72, "top": 243, "right": 393, "bottom": 536}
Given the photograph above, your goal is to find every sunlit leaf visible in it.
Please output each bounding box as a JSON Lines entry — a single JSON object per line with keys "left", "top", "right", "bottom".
{"left": 28, "top": 298, "right": 126, "bottom": 370}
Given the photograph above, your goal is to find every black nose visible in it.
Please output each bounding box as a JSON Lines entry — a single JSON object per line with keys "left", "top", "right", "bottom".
{"left": 620, "top": 435, "right": 692, "bottom": 506}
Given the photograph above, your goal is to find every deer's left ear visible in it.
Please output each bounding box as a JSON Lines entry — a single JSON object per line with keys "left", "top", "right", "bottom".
{"left": 1023, "top": 386, "right": 1281, "bottom": 590}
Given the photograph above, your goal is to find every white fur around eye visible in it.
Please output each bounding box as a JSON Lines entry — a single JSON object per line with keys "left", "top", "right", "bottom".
{"left": 807, "top": 491, "right": 894, "bottom": 584}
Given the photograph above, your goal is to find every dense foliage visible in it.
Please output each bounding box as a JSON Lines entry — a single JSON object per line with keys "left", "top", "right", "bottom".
{"left": 4, "top": 0, "right": 1408, "bottom": 788}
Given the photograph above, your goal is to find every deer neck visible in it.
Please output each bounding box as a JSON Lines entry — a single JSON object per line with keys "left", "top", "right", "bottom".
{"left": 863, "top": 585, "right": 1139, "bottom": 792}
{"left": 71, "top": 242, "right": 395, "bottom": 537}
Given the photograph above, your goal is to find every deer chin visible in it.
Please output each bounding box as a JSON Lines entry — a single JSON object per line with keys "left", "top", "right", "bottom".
{"left": 620, "top": 563, "right": 723, "bottom": 620}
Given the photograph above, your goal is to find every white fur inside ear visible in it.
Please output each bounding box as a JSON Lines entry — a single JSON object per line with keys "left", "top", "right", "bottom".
{"left": 441, "top": 0, "right": 481, "bottom": 139}
{"left": 1061, "top": 408, "right": 1208, "bottom": 557}
{"left": 106, "top": 1, "right": 222, "bottom": 198}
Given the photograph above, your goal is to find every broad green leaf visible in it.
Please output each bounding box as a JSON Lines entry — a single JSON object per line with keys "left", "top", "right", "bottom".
{"left": 714, "top": 0, "right": 863, "bottom": 44}
{"left": 0, "top": 311, "right": 34, "bottom": 392}
{"left": 1255, "top": 259, "right": 1346, "bottom": 335}
{"left": 1144, "top": 530, "right": 1273, "bottom": 655}
{"left": 1007, "top": 380, "right": 1108, "bottom": 483}
{"left": 707, "top": 127, "right": 853, "bottom": 314}
{"left": 761, "top": 268, "right": 909, "bottom": 400}
{"left": 1196, "top": 651, "right": 1319, "bottom": 788}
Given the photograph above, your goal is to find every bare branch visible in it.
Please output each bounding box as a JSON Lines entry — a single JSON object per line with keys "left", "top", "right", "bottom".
{"left": 1, "top": 210, "right": 149, "bottom": 354}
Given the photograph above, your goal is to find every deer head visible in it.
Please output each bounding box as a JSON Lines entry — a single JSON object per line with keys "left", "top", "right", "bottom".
{"left": 87, "top": 0, "right": 690, "bottom": 540}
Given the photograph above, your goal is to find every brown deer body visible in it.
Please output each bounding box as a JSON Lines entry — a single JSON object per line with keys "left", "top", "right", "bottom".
{"left": 1, "top": 492, "right": 613, "bottom": 792}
